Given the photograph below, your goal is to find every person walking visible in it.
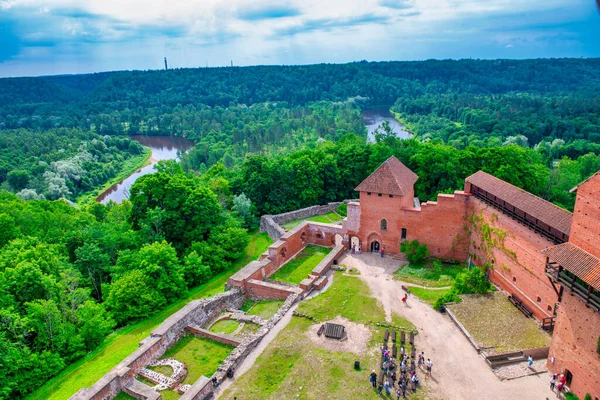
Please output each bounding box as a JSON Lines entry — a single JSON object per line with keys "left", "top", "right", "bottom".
{"left": 527, "top": 355, "right": 534, "bottom": 368}
{"left": 550, "top": 374, "right": 557, "bottom": 391}
{"left": 418, "top": 351, "right": 424, "bottom": 367}
{"left": 384, "top": 379, "right": 391, "bottom": 394}
{"left": 358, "top": 244, "right": 362, "bottom": 255}
{"left": 402, "top": 293, "right": 408, "bottom": 306}
{"left": 426, "top": 359, "right": 433, "bottom": 378}
{"left": 381, "top": 247, "right": 385, "bottom": 258}
{"left": 377, "top": 382, "right": 384, "bottom": 395}
{"left": 370, "top": 370, "right": 378, "bottom": 388}
{"left": 352, "top": 244, "right": 356, "bottom": 254}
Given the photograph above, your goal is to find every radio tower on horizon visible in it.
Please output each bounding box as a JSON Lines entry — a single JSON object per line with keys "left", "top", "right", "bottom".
{"left": 164, "top": 57, "right": 168, "bottom": 70}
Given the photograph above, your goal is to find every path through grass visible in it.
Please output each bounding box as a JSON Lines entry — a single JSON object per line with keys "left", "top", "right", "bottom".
{"left": 28, "top": 231, "right": 272, "bottom": 400}
{"left": 221, "top": 272, "right": 416, "bottom": 399}
{"left": 270, "top": 245, "right": 331, "bottom": 284}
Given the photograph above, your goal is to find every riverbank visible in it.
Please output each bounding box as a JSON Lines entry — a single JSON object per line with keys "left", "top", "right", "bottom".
{"left": 391, "top": 110, "right": 416, "bottom": 136}
{"left": 76, "top": 146, "right": 152, "bottom": 207}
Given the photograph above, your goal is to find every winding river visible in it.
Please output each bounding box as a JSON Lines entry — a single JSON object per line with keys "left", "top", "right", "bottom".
{"left": 362, "top": 107, "right": 412, "bottom": 142}
{"left": 96, "top": 135, "right": 195, "bottom": 204}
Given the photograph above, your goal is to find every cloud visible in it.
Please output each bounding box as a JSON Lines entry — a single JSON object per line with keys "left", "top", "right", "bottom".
{"left": 380, "top": 0, "right": 414, "bottom": 10}
{"left": 276, "top": 13, "right": 392, "bottom": 37}
{"left": 505, "top": 44, "right": 514, "bottom": 48}
{"left": 238, "top": 5, "right": 301, "bottom": 21}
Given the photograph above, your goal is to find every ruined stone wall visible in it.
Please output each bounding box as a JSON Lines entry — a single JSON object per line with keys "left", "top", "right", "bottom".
{"left": 547, "top": 294, "right": 600, "bottom": 398}
{"left": 469, "top": 198, "right": 557, "bottom": 320}
{"left": 179, "top": 377, "right": 211, "bottom": 400}
{"left": 569, "top": 173, "right": 600, "bottom": 259}
{"left": 70, "top": 290, "right": 245, "bottom": 400}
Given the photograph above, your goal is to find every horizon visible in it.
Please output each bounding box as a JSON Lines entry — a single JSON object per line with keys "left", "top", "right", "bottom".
{"left": 3, "top": 56, "right": 600, "bottom": 80}
{"left": 1, "top": 0, "right": 599, "bottom": 78}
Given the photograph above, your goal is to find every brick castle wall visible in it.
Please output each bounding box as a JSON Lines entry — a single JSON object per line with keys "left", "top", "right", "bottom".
{"left": 569, "top": 174, "right": 600, "bottom": 259}
{"left": 469, "top": 199, "right": 558, "bottom": 320}
{"left": 547, "top": 293, "right": 600, "bottom": 398}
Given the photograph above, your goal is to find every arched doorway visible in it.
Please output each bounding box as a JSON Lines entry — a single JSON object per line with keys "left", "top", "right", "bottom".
{"left": 367, "top": 233, "right": 382, "bottom": 253}
{"left": 334, "top": 234, "right": 343, "bottom": 246}
{"left": 350, "top": 236, "right": 360, "bottom": 250}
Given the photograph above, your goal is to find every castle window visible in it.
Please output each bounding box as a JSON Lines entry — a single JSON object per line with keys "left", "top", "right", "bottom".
{"left": 547, "top": 305, "right": 552, "bottom": 312}
{"left": 367, "top": 192, "right": 372, "bottom": 196}
{"left": 381, "top": 219, "right": 387, "bottom": 232}
{"left": 378, "top": 193, "right": 383, "bottom": 197}
{"left": 401, "top": 228, "right": 407, "bottom": 240}
{"left": 512, "top": 276, "right": 517, "bottom": 283}
{"left": 536, "top": 296, "right": 542, "bottom": 303}
{"left": 389, "top": 194, "right": 393, "bottom": 198}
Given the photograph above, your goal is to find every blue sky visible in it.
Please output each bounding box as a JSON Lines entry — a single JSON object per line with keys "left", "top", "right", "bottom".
{"left": 0, "top": 0, "right": 599, "bottom": 77}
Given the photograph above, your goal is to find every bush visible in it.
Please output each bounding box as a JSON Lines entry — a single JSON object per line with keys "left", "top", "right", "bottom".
{"left": 452, "top": 267, "right": 492, "bottom": 295}
{"left": 336, "top": 203, "right": 347, "bottom": 217}
{"left": 432, "top": 290, "right": 461, "bottom": 311}
{"left": 584, "top": 394, "right": 592, "bottom": 400}
{"left": 565, "top": 393, "right": 579, "bottom": 400}
{"left": 400, "top": 239, "right": 430, "bottom": 265}
{"left": 597, "top": 336, "right": 600, "bottom": 356}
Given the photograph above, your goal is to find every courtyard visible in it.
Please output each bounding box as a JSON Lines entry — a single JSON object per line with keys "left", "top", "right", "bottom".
{"left": 270, "top": 245, "right": 331, "bottom": 284}
{"left": 220, "top": 253, "right": 557, "bottom": 400}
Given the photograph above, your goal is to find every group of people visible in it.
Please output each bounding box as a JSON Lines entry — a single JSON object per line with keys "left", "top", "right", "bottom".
{"left": 369, "top": 346, "right": 433, "bottom": 398}
{"left": 549, "top": 373, "right": 568, "bottom": 396}
{"left": 351, "top": 243, "right": 362, "bottom": 255}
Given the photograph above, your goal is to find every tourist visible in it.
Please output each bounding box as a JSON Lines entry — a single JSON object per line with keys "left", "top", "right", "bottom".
{"left": 527, "top": 355, "right": 533, "bottom": 368}
{"left": 352, "top": 244, "right": 356, "bottom": 254}
{"left": 370, "top": 370, "right": 377, "bottom": 388}
{"left": 411, "top": 372, "right": 419, "bottom": 386}
{"left": 426, "top": 359, "right": 433, "bottom": 377}
{"left": 391, "top": 371, "right": 397, "bottom": 387}
{"left": 358, "top": 244, "right": 362, "bottom": 254}
{"left": 211, "top": 376, "right": 219, "bottom": 388}
{"left": 381, "top": 247, "right": 385, "bottom": 258}
{"left": 418, "top": 351, "right": 424, "bottom": 367}
{"left": 550, "top": 374, "right": 557, "bottom": 391}
{"left": 400, "top": 345, "right": 405, "bottom": 356}
{"left": 559, "top": 373, "right": 566, "bottom": 386}
{"left": 384, "top": 379, "right": 391, "bottom": 394}
{"left": 377, "top": 382, "right": 384, "bottom": 395}
{"left": 383, "top": 360, "right": 389, "bottom": 372}
{"left": 396, "top": 386, "right": 403, "bottom": 399}
{"left": 226, "top": 367, "right": 234, "bottom": 378}
{"left": 402, "top": 293, "right": 408, "bottom": 306}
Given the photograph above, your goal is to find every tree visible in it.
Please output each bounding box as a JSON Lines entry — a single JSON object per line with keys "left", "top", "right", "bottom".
{"left": 452, "top": 267, "right": 492, "bottom": 294}
{"left": 400, "top": 240, "right": 429, "bottom": 265}
{"left": 74, "top": 243, "right": 110, "bottom": 300}
{"left": 232, "top": 193, "right": 254, "bottom": 228}
{"left": 0, "top": 213, "right": 19, "bottom": 247}
{"left": 182, "top": 251, "right": 212, "bottom": 287}
{"left": 75, "top": 301, "right": 115, "bottom": 349}
{"left": 7, "top": 170, "right": 30, "bottom": 191}
{"left": 104, "top": 270, "right": 166, "bottom": 325}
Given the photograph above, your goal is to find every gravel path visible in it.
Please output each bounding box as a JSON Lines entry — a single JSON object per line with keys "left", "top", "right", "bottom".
{"left": 341, "top": 253, "right": 555, "bottom": 400}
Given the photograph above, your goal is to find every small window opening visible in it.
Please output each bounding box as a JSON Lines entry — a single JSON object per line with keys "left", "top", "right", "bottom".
{"left": 378, "top": 193, "right": 382, "bottom": 197}
{"left": 381, "top": 219, "right": 387, "bottom": 232}
{"left": 512, "top": 276, "right": 517, "bottom": 282}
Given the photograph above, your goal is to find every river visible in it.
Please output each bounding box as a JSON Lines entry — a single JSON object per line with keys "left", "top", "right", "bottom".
{"left": 96, "top": 135, "right": 195, "bottom": 204}
{"left": 362, "top": 107, "right": 412, "bottom": 142}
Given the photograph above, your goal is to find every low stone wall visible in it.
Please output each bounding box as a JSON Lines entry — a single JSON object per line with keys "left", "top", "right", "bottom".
{"left": 260, "top": 200, "right": 356, "bottom": 241}
{"left": 445, "top": 307, "right": 481, "bottom": 353}
{"left": 179, "top": 377, "right": 212, "bottom": 400}
{"left": 70, "top": 289, "right": 244, "bottom": 400}
{"left": 186, "top": 325, "right": 243, "bottom": 347}
{"left": 246, "top": 279, "right": 303, "bottom": 300}
{"left": 312, "top": 245, "right": 346, "bottom": 277}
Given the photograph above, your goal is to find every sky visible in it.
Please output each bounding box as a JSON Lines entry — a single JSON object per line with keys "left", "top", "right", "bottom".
{"left": 0, "top": 0, "right": 599, "bottom": 77}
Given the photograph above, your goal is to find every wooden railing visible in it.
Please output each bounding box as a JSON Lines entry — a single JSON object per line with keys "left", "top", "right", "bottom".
{"left": 541, "top": 317, "right": 555, "bottom": 332}
{"left": 546, "top": 263, "right": 600, "bottom": 312}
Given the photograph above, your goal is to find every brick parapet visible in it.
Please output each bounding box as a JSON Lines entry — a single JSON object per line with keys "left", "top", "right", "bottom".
{"left": 186, "top": 325, "right": 243, "bottom": 347}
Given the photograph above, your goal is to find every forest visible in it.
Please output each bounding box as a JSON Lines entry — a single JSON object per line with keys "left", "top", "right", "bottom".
{"left": 1, "top": 58, "right": 600, "bottom": 399}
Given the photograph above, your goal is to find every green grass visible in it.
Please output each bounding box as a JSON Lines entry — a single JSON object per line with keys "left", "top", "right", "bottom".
{"left": 148, "top": 365, "right": 173, "bottom": 376}
{"left": 394, "top": 259, "right": 466, "bottom": 288}
{"left": 162, "top": 335, "right": 233, "bottom": 385}
{"left": 270, "top": 245, "right": 331, "bottom": 284}
{"left": 448, "top": 292, "right": 551, "bottom": 354}
{"left": 209, "top": 319, "right": 240, "bottom": 334}
{"left": 27, "top": 231, "right": 272, "bottom": 400}
{"left": 408, "top": 287, "right": 454, "bottom": 305}
{"left": 114, "top": 393, "right": 136, "bottom": 400}
{"left": 281, "top": 212, "right": 343, "bottom": 230}
{"left": 238, "top": 322, "right": 260, "bottom": 336}
{"left": 246, "top": 300, "right": 284, "bottom": 320}
{"left": 221, "top": 271, "right": 417, "bottom": 399}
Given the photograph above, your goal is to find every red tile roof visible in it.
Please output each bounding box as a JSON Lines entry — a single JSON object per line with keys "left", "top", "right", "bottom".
{"left": 466, "top": 171, "right": 572, "bottom": 236}
{"left": 355, "top": 156, "right": 418, "bottom": 196}
{"left": 542, "top": 242, "right": 600, "bottom": 291}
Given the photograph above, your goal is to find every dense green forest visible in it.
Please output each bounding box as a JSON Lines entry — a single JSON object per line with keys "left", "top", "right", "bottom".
{"left": 0, "top": 129, "right": 147, "bottom": 202}
{"left": 1, "top": 58, "right": 600, "bottom": 399}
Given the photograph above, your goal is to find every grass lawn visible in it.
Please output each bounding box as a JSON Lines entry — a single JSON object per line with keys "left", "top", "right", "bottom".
{"left": 114, "top": 393, "right": 136, "bottom": 400}
{"left": 209, "top": 319, "right": 240, "bottom": 334}
{"left": 281, "top": 211, "right": 343, "bottom": 230}
{"left": 408, "top": 287, "right": 454, "bottom": 305}
{"left": 28, "top": 231, "right": 272, "bottom": 400}
{"left": 148, "top": 365, "right": 173, "bottom": 376}
{"left": 238, "top": 322, "right": 260, "bottom": 336}
{"left": 221, "top": 272, "right": 417, "bottom": 399}
{"left": 447, "top": 292, "right": 551, "bottom": 354}
{"left": 162, "top": 335, "right": 233, "bottom": 385}
{"left": 246, "top": 300, "right": 285, "bottom": 320}
{"left": 270, "top": 245, "right": 331, "bottom": 284}
{"left": 394, "top": 259, "right": 466, "bottom": 288}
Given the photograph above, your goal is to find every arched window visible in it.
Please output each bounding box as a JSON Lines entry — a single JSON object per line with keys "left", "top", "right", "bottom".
{"left": 381, "top": 219, "right": 387, "bottom": 231}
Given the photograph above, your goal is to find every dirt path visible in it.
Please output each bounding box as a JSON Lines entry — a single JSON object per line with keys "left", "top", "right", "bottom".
{"left": 341, "top": 253, "right": 555, "bottom": 400}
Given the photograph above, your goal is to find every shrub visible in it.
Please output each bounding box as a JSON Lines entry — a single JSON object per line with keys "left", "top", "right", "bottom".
{"left": 452, "top": 267, "right": 492, "bottom": 294}
{"left": 584, "top": 394, "right": 592, "bottom": 400}
{"left": 336, "top": 203, "right": 347, "bottom": 217}
{"left": 400, "top": 239, "right": 430, "bottom": 265}
{"left": 565, "top": 393, "right": 579, "bottom": 400}
{"left": 597, "top": 336, "right": 600, "bottom": 356}
{"left": 433, "top": 290, "right": 461, "bottom": 311}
